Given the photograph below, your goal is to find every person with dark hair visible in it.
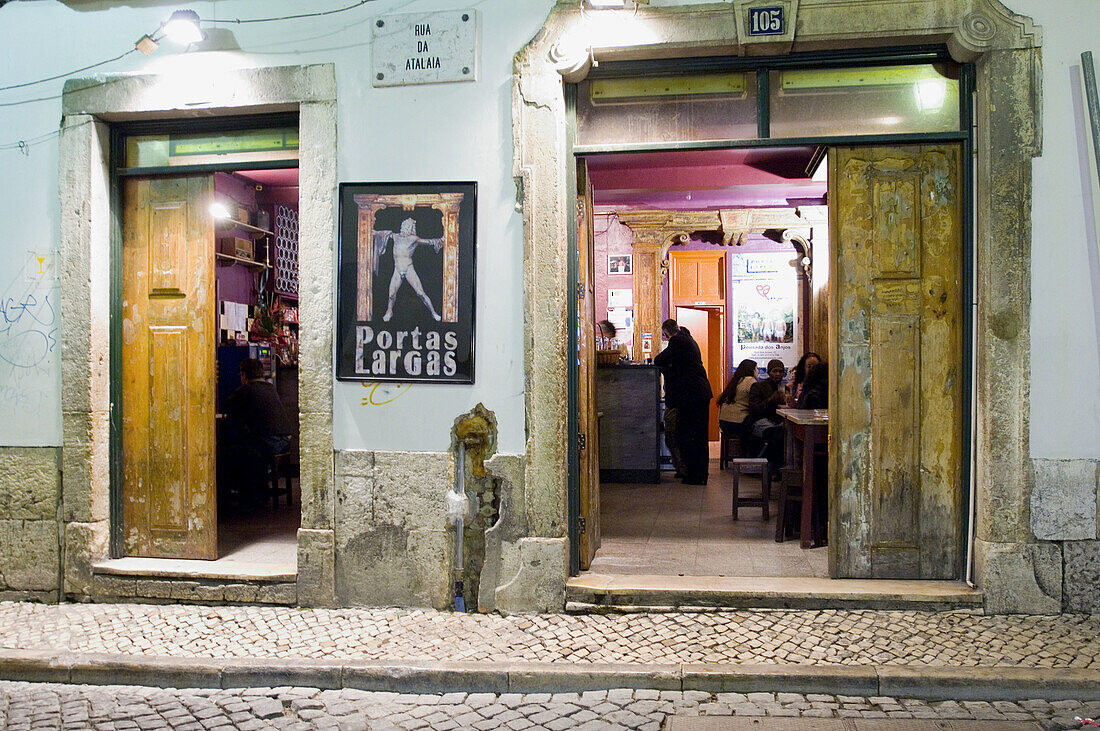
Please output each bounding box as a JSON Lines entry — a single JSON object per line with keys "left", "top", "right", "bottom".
{"left": 795, "top": 361, "right": 828, "bottom": 410}
{"left": 717, "top": 358, "right": 758, "bottom": 438}
{"left": 654, "top": 318, "right": 713, "bottom": 485}
{"left": 224, "top": 358, "right": 293, "bottom": 506}
{"left": 787, "top": 351, "right": 821, "bottom": 407}
{"left": 742, "top": 358, "right": 787, "bottom": 471}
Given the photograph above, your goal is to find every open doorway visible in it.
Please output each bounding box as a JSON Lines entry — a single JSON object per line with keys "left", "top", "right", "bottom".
{"left": 116, "top": 123, "right": 301, "bottom": 572}
{"left": 212, "top": 168, "right": 301, "bottom": 567}
{"left": 576, "top": 140, "right": 966, "bottom": 584}
{"left": 578, "top": 146, "right": 830, "bottom": 578}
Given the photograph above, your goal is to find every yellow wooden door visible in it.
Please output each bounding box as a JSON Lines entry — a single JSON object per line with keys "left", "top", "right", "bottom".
{"left": 829, "top": 144, "right": 964, "bottom": 580}
{"left": 122, "top": 176, "right": 217, "bottom": 559}
{"left": 576, "top": 160, "right": 601, "bottom": 569}
{"left": 670, "top": 250, "right": 725, "bottom": 304}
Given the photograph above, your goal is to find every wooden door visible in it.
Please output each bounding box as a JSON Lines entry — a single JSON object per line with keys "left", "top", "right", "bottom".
{"left": 675, "top": 306, "right": 723, "bottom": 440}
{"left": 829, "top": 144, "right": 964, "bottom": 580}
{"left": 122, "top": 176, "right": 217, "bottom": 559}
{"left": 670, "top": 250, "right": 725, "bottom": 304}
{"left": 576, "top": 160, "right": 601, "bottom": 569}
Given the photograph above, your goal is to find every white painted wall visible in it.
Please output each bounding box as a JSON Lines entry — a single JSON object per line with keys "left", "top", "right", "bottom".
{"left": 0, "top": 0, "right": 1096, "bottom": 459}
{"left": 1007, "top": 0, "right": 1100, "bottom": 459}
{"left": 0, "top": 0, "right": 551, "bottom": 453}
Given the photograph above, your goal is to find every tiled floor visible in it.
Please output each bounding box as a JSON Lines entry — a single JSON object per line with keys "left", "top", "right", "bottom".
{"left": 217, "top": 481, "right": 300, "bottom": 565}
{"left": 589, "top": 460, "right": 829, "bottom": 578}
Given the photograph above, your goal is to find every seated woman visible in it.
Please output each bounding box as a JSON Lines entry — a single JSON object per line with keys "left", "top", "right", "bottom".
{"left": 716, "top": 358, "right": 757, "bottom": 439}
{"left": 741, "top": 359, "right": 787, "bottom": 471}
{"left": 786, "top": 351, "right": 821, "bottom": 407}
{"left": 795, "top": 361, "right": 828, "bottom": 410}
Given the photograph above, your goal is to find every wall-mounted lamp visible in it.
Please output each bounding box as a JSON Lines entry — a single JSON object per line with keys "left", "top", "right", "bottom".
{"left": 163, "top": 9, "right": 205, "bottom": 45}
{"left": 209, "top": 201, "right": 233, "bottom": 220}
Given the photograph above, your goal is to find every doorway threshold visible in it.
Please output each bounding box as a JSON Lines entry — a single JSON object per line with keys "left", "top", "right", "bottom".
{"left": 566, "top": 573, "right": 982, "bottom": 612}
{"left": 93, "top": 557, "right": 296, "bottom": 583}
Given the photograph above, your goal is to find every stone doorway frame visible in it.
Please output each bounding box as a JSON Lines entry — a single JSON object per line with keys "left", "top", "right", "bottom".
{"left": 513, "top": 1, "right": 1045, "bottom": 612}
{"left": 58, "top": 64, "right": 337, "bottom": 606}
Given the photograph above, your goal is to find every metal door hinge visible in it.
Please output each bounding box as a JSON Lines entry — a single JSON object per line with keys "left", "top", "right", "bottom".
{"left": 578, "top": 516, "right": 587, "bottom": 534}
{"left": 577, "top": 432, "right": 586, "bottom": 451}
{"left": 576, "top": 282, "right": 585, "bottom": 299}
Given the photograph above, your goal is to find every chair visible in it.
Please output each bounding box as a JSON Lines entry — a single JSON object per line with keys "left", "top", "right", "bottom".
{"left": 729, "top": 457, "right": 771, "bottom": 520}
{"left": 719, "top": 431, "right": 741, "bottom": 470}
{"left": 774, "top": 467, "right": 803, "bottom": 542}
{"left": 267, "top": 452, "right": 298, "bottom": 509}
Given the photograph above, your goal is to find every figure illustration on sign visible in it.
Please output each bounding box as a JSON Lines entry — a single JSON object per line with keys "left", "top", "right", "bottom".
{"left": 374, "top": 217, "right": 444, "bottom": 321}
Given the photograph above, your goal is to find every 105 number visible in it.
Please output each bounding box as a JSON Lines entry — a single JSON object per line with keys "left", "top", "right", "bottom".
{"left": 748, "top": 7, "right": 785, "bottom": 36}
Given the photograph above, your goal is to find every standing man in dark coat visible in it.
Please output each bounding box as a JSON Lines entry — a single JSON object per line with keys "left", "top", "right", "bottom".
{"left": 654, "top": 318, "right": 713, "bottom": 485}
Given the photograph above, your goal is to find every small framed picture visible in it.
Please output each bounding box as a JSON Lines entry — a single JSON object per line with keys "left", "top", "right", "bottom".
{"left": 608, "top": 254, "right": 632, "bottom": 275}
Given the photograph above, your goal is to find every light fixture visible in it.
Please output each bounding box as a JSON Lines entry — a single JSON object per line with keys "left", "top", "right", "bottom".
{"left": 163, "top": 9, "right": 204, "bottom": 45}
{"left": 209, "top": 201, "right": 232, "bottom": 220}
{"left": 135, "top": 34, "right": 159, "bottom": 56}
{"left": 914, "top": 78, "right": 947, "bottom": 112}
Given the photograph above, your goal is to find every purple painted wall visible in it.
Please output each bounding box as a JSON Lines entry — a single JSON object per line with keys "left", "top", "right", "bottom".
{"left": 592, "top": 213, "right": 801, "bottom": 376}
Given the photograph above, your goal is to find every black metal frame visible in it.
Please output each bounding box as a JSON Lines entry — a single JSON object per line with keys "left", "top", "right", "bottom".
{"left": 565, "top": 47, "right": 976, "bottom": 579}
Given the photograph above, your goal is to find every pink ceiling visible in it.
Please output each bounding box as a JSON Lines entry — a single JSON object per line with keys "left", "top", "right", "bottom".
{"left": 236, "top": 168, "right": 299, "bottom": 188}
{"left": 585, "top": 146, "right": 826, "bottom": 211}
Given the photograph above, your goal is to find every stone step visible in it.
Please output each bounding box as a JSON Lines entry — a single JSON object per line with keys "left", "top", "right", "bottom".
{"left": 566, "top": 574, "right": 983, "bottom": 612}
{"left": 665, "top": 719, "right": 1040, "bottom": 730}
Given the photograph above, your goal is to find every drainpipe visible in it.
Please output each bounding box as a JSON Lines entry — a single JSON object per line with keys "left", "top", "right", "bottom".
{"left": 446, "top": 442, "right": 472, "bottom": 611}
{"left": 965, "top": 113, "right": 980, "bottom": 589}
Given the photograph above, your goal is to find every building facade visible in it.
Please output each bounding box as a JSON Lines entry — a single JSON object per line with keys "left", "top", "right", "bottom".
{"left": 0, "top": 0, "right": 1097, "bottom": 614}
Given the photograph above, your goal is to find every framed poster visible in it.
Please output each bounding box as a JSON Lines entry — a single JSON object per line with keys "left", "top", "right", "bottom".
{"left": 608, "top": 254, "right": 632, "bottom": 275}
{"left": 336, "top": 181, "right": 477, "bottom": 382}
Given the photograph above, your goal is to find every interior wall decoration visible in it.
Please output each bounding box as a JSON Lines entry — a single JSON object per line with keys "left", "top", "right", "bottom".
{"left": 729, "top": 252, "right": 799, "bottom": 371}
{"left": 274, "top": 204, "right": 300, "bottom": 297}
{"left": 336, "top": 181, "right": 477, "bottom": 383}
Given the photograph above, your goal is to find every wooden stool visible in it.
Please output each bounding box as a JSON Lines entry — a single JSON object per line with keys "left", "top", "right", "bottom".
{"left": 775, "top": 467, "right": 803, "bottom": 542}
{"left": 729, "top": 457, "right": 771, "bottom": 520}
{"left": 719, "top": 431, "right": 741, "bottom": 470}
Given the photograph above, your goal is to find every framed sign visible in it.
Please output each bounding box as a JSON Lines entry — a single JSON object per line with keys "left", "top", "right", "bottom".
{"left": 336, "top": 181, "right": 477, "bottom": 383}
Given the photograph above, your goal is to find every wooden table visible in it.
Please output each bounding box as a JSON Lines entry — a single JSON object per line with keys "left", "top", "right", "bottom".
{"left": 777, "top": 408, "right": 828, "bottom": 549}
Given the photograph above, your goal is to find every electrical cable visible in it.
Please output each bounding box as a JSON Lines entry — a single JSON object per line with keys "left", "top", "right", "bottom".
{"left": 204, "top": 0, "right": 380, "bottom": 25}
{"left": 0, "top": 48, "right": 139, "bottom": 92}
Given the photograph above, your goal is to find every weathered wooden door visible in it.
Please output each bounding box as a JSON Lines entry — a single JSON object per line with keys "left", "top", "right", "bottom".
{"left": 121, "top": 176, "right": 217, "bottom": 559}
{"left": 829, "top": 144, "right": 964, "bottom": 580}
{"left": 576, "top": 160, "right": 601, "bottom": 569}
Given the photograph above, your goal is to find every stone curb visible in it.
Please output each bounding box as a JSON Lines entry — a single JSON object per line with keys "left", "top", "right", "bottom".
{"left": 0, "top": 651, "right": 1098, "bottom": 701}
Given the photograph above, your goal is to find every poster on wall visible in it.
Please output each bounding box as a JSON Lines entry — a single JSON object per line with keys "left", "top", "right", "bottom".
{"left": 730, "top": 253, "right": 798, "bottom": 372}
{"left": 336, "top": 181, "right": 477, "bottom": 383}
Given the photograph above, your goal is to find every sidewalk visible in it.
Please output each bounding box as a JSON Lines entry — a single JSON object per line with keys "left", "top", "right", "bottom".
{"left": 1, "top": 602, "right": 1098, "bottom": 700}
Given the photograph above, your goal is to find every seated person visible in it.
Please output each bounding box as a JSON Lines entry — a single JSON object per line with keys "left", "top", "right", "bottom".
{"left": 223, "top": 358, "right": 293, "bottom": 506}
{"left": 716, "top": 358, "right": 758, "bottom": 438}
{"left": 787, "top": 351, "right": 821, "bottom": 407}
{"left": 795, "top": 361, "right": 828, "bottom": 410}
{"left": 741, "top": 358, "right": 787, "bottom": 471}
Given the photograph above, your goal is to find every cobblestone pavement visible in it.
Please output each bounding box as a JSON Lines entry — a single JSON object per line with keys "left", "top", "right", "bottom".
{"left": 1, "top": 602, "right": 1098, "bottom": 668}
{"left": 0, "top": 683, "right": 1097, "bottom": 730}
